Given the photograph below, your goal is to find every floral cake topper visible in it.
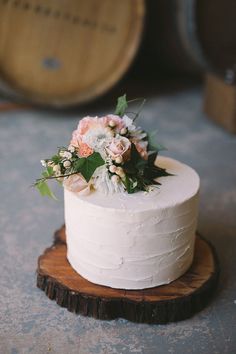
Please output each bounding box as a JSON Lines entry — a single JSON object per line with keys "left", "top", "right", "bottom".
{"left": 35, "top": 95, "right": 171, "bottom": 198}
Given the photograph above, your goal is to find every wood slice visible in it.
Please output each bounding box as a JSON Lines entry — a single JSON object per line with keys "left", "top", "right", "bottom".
{"left": 37, "top": 225, "right": 219, "bottom": 324}
{"left": 0, "top": 0, "right": 144, "bottom": 107}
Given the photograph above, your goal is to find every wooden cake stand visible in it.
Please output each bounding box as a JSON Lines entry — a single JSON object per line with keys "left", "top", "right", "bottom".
{"left": 37, "top": 225, "right": 219, "bottom": 324}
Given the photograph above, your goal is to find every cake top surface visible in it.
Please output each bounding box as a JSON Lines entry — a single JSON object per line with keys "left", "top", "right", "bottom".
{"left": 66, "top": 156, "right": 200, "bottom": 211}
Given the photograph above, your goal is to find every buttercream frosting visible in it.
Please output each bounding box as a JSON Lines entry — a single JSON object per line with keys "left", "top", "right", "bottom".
{"left": 64, "top": 156, "right": 200, "bottom": 289}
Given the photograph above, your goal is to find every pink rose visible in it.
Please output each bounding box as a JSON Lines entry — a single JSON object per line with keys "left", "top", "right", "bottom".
{"left": 76, "top": 116, "right": 102, "bottom": 135}
{"left": 70, "top": 116, "right": 103, "bottom": 148}
{"left": 63, "top": 174, "right": 91, "bottom": 196}
{"left": 102, "top": 114, "right": 125, "bottom": 131}
{"left": 106, "top": 136, "right": 131, "bottom": 161}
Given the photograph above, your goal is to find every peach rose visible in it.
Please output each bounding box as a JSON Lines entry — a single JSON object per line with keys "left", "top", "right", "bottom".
{"left": 63, "top": 174, "right": 91, "bottom": 196}
{"left": 78, "top": 141, "right": 94, "bottom": 157}
{"left": 70, "top": 130, "right": 94, "bottom": 157}
{"left": 106, "top": 136, "right": 131, "bottom": 161}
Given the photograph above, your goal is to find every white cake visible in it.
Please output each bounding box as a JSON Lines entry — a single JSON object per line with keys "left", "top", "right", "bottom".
{"left": 64, "top": 156, "right": 200, "bottom": 290}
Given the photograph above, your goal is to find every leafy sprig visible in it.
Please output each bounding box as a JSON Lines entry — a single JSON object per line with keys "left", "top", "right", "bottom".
{"left": 35, "top": 149, "right": 104, "bottom": 198}
{"left": 122, "top": 144, "right": 172, "bottom": 194}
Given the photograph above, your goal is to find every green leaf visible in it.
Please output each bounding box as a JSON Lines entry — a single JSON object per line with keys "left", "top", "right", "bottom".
{"left": 144, "top": 165, "right": 172, "bottom": 181}
{"left": 51, "top": 155, "right": 61, "bottom": 164}
{"left": 36, "top": 180, "right": 57, "bottom": 199}
{"left": 147, "top": 130, "right": 167, "bottom": 152}
{"left": 148, "top": 151, "right": 158, "bottom": 166}
{"left": 42, "top": 166, "right": 54, "bottom": 178}
{"left": 122, "top": 175, "right": 135, "bottom": 194}
{"left": 114, "top": 94, "right": 128, "bottom": 117}
{"left": 77, "top": 152, "right": 105, "bottom": 182}
{"left": 130, "top": 143, "right": 142, "bottom": 164}
{"left": 74, "top": 158, "right": 86, "bottom": 171}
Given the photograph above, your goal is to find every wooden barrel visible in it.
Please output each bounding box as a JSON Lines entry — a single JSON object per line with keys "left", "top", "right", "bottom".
{"left": 0, "top": 0, "right": 144, "bottom": 107}
{"left": 196, "top": 0, "right": 236, "bottom": 73}
{"left": 145, "top": 0, "right": 236, "bottom": 74}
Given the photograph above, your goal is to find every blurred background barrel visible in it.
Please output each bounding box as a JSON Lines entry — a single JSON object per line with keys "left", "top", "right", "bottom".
{"left": 0, "top": 0, "right": 144, "bottom": 107}
{"left": 144, "top": 0, "right": 236, "bottom": 75}
{"left": 0, "top": 0, "right": 236, "bottom": 107}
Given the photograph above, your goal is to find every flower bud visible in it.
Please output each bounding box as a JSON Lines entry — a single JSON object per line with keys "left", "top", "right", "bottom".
{"left": 68, "top": 145, "right": 75, "bottom": 153}
{"left": 63, "top": 160, "right": 71, "bottom": 168}
{"left": 108, "top": 120, "right": 116, "bottom": 128}
{"left": 53, "top": 164, "right": 60, "bottom": 173}
{"left": 115, "top": 155, "right": 123, "bottom": 164}
{"left": 109, "top": 165, "right": 117, "bottom": 173}
{"left": 116, "top": 167, "right": 125, "bottom": 178}
{"left": 120, "top": 127, "right": 127, "bottom": 135}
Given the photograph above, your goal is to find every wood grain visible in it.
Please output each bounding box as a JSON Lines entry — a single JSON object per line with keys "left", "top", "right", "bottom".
{"left": 37, "top": 225, "right": 219, "bottom": 323}
{"left": 0, "top": 0, "right": 144, "bottom": 107}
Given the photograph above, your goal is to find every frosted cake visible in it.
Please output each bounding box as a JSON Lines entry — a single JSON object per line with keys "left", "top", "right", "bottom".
{"left": 35, "top": 95, "right": 200, "bottom": 289}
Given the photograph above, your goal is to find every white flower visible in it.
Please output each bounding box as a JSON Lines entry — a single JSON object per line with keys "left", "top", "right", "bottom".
{"left": 40, "top": 160, "right": 46, "bottom": 167}
{"left": 123, "top": 115, "right": 134, "bottom": 128}
{"left": 68, "top": 145, "right": 75, "bottom": 153}
{"left": 82, "top": 126, "right": 114, "bottom": 158}
{"left": 93, "top": 165, "right": 125, "bottom": 194}
{"left": 123, "top": 114, "right": 147, "bottom": 140}
{"left": 60, "top": 151, "right": 72, "bottom": 159}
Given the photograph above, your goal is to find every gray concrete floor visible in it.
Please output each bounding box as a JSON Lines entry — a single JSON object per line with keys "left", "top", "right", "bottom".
{"left": 0, "top": 81, "right": 236, "bottom": 354}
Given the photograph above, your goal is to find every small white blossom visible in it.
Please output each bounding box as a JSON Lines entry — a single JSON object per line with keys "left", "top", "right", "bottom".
{"left": 109, "top": 165, "right": 117, "bottom": 173}
{"left": 61, "top": 151, "right": 72, "bottom": 159}
{"left": 68, "top": 145, "right": 75, "bottom": 153}
{"left": 40, "top": 160, "right": 46, "bottom": 167}
{"left": 63, "top": 160, "right": 71, "bottom": 168}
